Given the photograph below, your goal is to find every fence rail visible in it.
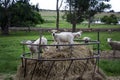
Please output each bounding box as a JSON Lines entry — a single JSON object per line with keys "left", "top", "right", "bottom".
{"left": 1, "top": 27, "right": 120, "bottom": 32}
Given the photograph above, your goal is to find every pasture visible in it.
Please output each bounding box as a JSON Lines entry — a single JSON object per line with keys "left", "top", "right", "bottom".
{"left": 0, "top": 11, "right": 120, "bottom": 79}
{"left": 0, "top": 31, "right": 120, "bottom": 77}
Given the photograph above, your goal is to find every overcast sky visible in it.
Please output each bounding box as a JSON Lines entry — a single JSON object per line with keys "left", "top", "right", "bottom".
{"left": 30, "top": 0, "right": 120, "bottom": 12}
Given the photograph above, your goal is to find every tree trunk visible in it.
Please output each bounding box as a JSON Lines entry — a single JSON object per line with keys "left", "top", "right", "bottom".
{"left": 72, "top": 23, "right": 76, "bottom": 32}
{"left": 56, "top": 0, "right": 59, "bottom": 30}
{"left": 72, "top": 17, "right": 76, "bottom": 32}
{"left": 1, "top": 25, "right": 9, "bottom": 35}
{"left": 88, "top": 18, "right": 91, "bottom": 28}
{"left": 88, "top": 17, "right": 92, "bottom": 28}
{"left": 0, "top": 6, "right": 9, "bottom": 35}
{"left": 0, "top": 15, "right": 9, "bottom": 35}
{"left": 72, "top": 7, "right": 77, "bottom": 32}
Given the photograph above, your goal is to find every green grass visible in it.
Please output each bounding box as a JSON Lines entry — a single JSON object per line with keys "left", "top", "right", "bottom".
{"left": 0, "top": 31, "right": 40, "bottom": 74}
{"left": 37, "top": 19, "right": 120, "bottom": 29}
{"left": 0, "top": 31, "right": 120, "bottom": 76}
{"left": 99, "top": 59, "right": 120, "bottom": 76}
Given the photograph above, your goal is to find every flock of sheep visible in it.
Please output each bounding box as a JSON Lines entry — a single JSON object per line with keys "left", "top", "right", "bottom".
{"left": 25, "top": 30, "right": 92, "bottom": 55}
{"left": 25, "top": 30, "right": 120, "bottom": 57}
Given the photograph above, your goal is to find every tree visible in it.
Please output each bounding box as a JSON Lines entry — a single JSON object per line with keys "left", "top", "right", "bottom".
{"left": 101, "top": 14, "right": 118, "bottom": 25}
{"left": 56, "top": 0, "right": 63, "bottom": 30}
{"left": 65, "top": 0, "right": 111, "bottom": 31}
{"left": 0, "top": 0, "right": 44, "bottom": 35}
{"left": 9, "top": 1, "right": 44, "bottom": 27}
{"left": 66, "top": 0, "right": 89, "bottom": 32}
{"left": 86, "top": 0, "right": 111, "bottom": 28}
{"left": 0, "top": 0, "right": 15, "bottom": 35}
{"left": 109, "top": 10, "right": 114, "bottom": 13}
{"left": 110, "top": 14, "right": 118, "bottom": 25}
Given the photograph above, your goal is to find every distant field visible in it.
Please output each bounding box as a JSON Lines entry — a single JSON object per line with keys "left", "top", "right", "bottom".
{"left": 94, "top": 12, "right": 120, "bottom": 19}
{"left": 38, "top": 11, "right": 120, "bottom": 28}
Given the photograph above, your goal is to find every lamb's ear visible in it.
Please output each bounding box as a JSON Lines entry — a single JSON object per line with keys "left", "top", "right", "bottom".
{"left": 79, "top": 31, "right": 82, "bottom": 33}
{"left": 79, "top": 31, "right": 83, "bottom": 34}
{"left": 75, "top": 34, "right": 81, "bottom": 38}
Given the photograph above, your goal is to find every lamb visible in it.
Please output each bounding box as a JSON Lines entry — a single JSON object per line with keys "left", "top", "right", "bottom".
{"left": 52, "top": 31, "right": 82, "bottom": 49}
{"left": 26, "top": 36, "right": 48, "bottom": 55}
{"left": 107, "top": 38, "right": 120, "bottom": 57}
{"left": 82, "top": 37, "right": 91, "bottom": 43}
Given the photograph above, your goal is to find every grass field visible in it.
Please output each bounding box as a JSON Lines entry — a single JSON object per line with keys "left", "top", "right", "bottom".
{"left": 0, "top": 11, "right": 120, "bottom": 78}
{"left": 0, "top": 31, "right": 120, "bottom": 76}
{"left": 100, "top": 59, "right": 120, "bottom": 76}
{"left": 37, "top": 11, "right": 120, "bottom": 29}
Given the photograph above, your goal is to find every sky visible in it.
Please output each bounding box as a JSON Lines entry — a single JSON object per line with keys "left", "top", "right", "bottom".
{"left": 30, "top": 0, "right": 120, "bottom": 12}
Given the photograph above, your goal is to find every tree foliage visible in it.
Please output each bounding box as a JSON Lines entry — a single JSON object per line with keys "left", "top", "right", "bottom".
{"left": 9, "top": 1, "right": 44, "bottom": 27}
{"left": 65, "top": 0, "right": 111, "bottom": 31}
{"left": 86, "top": 0, "right": 111, "bottom": 28}
{"left": 66, "top": 0, "right": 89, "bottom": 23}
{"left": 101, "top": 14, "right": 118, "bottom": 25}
{"left": 0, "top": 0, "right": 44, "bottom": 35}
{"left": 65, "top": 0, "right": 90, "bottom": 32}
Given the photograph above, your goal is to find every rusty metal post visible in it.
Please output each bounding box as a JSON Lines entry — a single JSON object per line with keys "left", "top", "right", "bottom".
{"left": 30, "top": 61, "right": 38, "bottom": 80}
{"left": 24, "top": 59, "right": 27, "bottom": 78}
{"left": 92, "top": 57, "right": 98, "bottom": 80}
{"left": 21, "top": 44, "right": 25, "bottom": 67}
{"left": 46, "top": 61, "right": 55, "bottom": 80}
{"left": 38, "top": 30, "right": 43, "bottom": 59}
{"left": 97, "top": 31, "right": 100, "bottom": 72}
{"left": 63, "top": 60, "right": 73, "bottom": 80}
{"left": 79, "top": 59, "right": 89, "bottom": 79}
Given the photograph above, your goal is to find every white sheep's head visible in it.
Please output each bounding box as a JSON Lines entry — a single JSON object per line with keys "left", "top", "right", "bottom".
{"left": 107, "top": 38, "right": 112, "bottom": 42}
{"left": 75, "top": 31, "right": 83, "bottom": 38}
{"left": 26, "top": 40, "right": 33, "bottom": 48}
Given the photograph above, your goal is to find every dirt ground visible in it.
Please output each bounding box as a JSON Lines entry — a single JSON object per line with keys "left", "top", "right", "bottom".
{"left": 0, "top": 50, "right": 120, "bottom": 80}
{"left": 100, "top": 50, "right": 120, "bottom": 59}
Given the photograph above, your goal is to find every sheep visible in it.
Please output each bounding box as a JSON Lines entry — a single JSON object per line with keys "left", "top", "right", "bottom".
{"left": 107, "top": 38, "right": 120, "bottom": 57}
{"left": 26, "top": 36, "right": 48, "bottom": 56}
{"left": 82, "top": 37, "right": 91, "bottom": 43}
{"left": 25, "top": 40, "right": 35, "bottom": 53}
{"left": 52, "top": 31, "right": 82, "bottom": 50}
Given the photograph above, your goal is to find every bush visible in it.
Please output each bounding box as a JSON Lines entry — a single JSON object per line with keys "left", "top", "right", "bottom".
{"left": 101, "top": 14, "right": 118, "bottom": 25}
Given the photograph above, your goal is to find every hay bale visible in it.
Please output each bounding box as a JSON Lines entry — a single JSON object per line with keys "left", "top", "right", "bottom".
{"left": 16, "top": 45, "right": 106, "bottom": 80}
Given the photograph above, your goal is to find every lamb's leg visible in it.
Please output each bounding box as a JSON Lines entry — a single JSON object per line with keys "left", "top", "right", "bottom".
{"left": 113, "top": 50, "right": 116, "bottom": 58}
{"left": 69, "top": 40, "right": 74, "bottom": 49}
{"left": 31, "top": 53, "right": 33, "bottom": 58}
{"left": 30, "top": 47, "right": 34, "bottom": 58}
{"left": 56, "top": 42, "right": 62, "bottom": 51}
{"left": 56, "top": 43, "right": 59, "bottom": 49}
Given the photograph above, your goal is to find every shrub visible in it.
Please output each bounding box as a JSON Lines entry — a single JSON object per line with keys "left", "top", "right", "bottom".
{"left": 101, "top": 14, "right": 118, "bottom": 25}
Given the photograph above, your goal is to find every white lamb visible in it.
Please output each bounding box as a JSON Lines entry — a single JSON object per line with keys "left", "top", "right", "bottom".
{"left": 83, "top": 37, "right": 91, "bottom": 43}
{"left": 107, "top": 38, "right": 120, "bottom": 57}
{"left": 26, "top": 36, "right": 48, "bottom": 54}
{"left": 52, "top": 31, "right": 82, "bottom": 49}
